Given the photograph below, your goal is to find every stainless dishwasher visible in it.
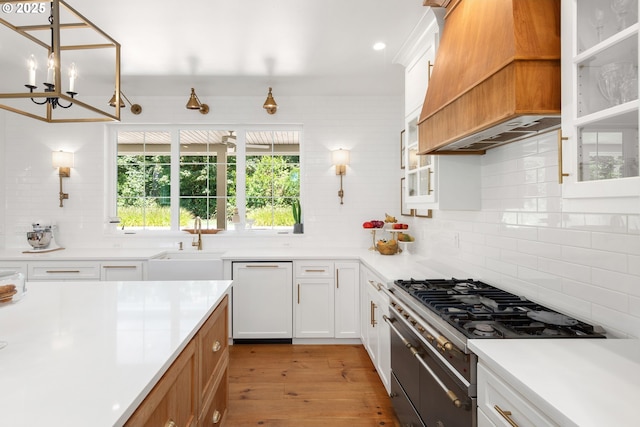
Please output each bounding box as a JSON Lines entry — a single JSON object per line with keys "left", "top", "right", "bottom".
{"left": 231, "top": 261, "right": 293, "bottom": 342}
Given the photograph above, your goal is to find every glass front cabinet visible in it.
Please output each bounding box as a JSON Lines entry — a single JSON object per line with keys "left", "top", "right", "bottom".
{"left": 561, "top": 0, "right": 640, "bottom": 213}
{"left": 397, "top": 7, "right": 480, "bottom": 211}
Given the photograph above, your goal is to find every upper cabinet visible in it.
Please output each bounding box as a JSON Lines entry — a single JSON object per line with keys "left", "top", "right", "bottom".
{"left": 561, "top": 0, "right": 640, "bottom": 213}
{"left": 396, "top": 7, "right": 480, "bottom": 210}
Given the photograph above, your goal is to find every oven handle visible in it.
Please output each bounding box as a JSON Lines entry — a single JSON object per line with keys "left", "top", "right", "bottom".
{"left": 384, "top": 314, "right": 464, "bottom": 409}
{"left": 379, "top": 285, "right": 456, "bottom": 353}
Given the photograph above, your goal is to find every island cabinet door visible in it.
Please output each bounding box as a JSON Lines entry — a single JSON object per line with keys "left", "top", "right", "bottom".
{"left": 197, "top": 295, "right": 229, "bottom": 402}
{"left": 125, "top": 340, "right": 198, "bottom": 427}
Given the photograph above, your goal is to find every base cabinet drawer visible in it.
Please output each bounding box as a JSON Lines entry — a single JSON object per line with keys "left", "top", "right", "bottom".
{"left": 28, "top": 261, "right": 101, "bottom": 281}
{"left": 477, "top": 363, "right": 558, "bottom": 427}
{"left": 198, "top": 296, "right": 229, "bottom": 400}
{"left": 125, "top": 340, "right": 198, "bottom": 427}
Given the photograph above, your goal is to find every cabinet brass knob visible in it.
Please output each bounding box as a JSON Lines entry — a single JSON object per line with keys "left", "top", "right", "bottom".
{"left": 212, "top": 409, "right": 221, "bottom": 424}
{"left": 212, "top": 340, "right": 221, "bottom": 352}
{"left": 164, "top": 419, "right": 177, "bottom": 427}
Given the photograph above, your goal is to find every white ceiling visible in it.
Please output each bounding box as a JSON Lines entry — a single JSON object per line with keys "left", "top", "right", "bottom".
{"left": 59, "top": 0, "right": 427, "bottom": 97}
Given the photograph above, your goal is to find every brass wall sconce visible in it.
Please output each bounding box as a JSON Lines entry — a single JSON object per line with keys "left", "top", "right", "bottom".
{"left": 52, "top": 150, "right": 74, "bottom": 207}
{"left": 186, "top": 88, "right": 209, "bottom": 114}
{"left": 332, "top": 149, "right": 350, "bottom": 204}
{"left": 109, "top": 91, "right": 142, "bottom": 115}
{"left": 263, "top": 87, "right": 278, "bottom": 114}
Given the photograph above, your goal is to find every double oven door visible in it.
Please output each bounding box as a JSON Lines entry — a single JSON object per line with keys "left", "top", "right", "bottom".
{"left": 387, "top": 310, "right": 476, "bottom": 427}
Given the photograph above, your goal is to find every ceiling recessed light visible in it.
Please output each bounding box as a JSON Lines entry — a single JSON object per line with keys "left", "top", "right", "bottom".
{"left": 373, "top": 42, "right": 386, "bottom": 51}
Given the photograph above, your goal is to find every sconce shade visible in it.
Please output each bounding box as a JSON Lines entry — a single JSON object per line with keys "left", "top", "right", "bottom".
{"left": 109, "top": 91, "right": 142, "bottom": 114}
{"left": 109, "top": 91, "right": 125, "bottom": 108}
{"left": 263, "top": 87, "right": 278, "bottom": 114}
{"left": 332, "top": 149, "right": 350, "bottom": 167}
{"left": 186, "top": 88, "right": 209, "bottom": 114}
{"left": 52, "top": 151, "right": 74, "bottom": 168}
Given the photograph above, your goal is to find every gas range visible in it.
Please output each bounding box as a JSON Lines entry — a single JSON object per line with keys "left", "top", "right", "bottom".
{"left": 383, "top": 277, "right": 606, "bottom": 427}
{"left": 393, "top": 278, "right": 606, "bottom": 340}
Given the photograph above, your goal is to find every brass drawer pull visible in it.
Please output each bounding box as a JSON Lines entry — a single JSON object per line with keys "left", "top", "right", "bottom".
{"left": 212, "top": 340, "right": 221, "bottom": 352}
{"left": 212, "top": 409, "right": 221, "bottom": 424}
{"left": 304, "top": 269, "right": 326, "bottom": 272}
{"left": 494, "top": 405, "right": 519, "bottom": 427}
{"left": 45, "top": 270, "right": 80, "bottom": 273}
{"left": 164, "top": 419, "right": 177, "bottom": 427}
{"left": 246, "top": 264, "right": 279, "bottom": 268}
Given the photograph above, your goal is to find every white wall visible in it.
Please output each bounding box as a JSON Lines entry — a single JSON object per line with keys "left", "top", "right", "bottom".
{"left": 0, "top": 95, "right": 402, "bottom": 250}
{"left": 2, "top": 98, "right": 639, "bottom": 338}
{"left": 406, "top": 131, "right": 640, "bottom": 338}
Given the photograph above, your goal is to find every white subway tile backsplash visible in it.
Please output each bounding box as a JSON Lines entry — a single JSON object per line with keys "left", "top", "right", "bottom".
{"left": 562, "top": 246, "right": 628, "bottom": 273}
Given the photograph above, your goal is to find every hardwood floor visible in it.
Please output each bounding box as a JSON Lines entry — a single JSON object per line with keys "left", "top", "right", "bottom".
{"left": 223, "top": 344, "right": 400, "bottom": 427}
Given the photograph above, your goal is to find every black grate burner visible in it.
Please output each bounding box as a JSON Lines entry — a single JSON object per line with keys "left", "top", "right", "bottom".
{"left": 394, "top": 278, "right": 606, "bottom": 339}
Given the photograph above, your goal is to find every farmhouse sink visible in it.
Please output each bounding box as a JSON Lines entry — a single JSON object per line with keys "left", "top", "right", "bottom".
{"left": 156, "top": 251, "right": 224, "bottom": 260}
{"left": 148, "top": 251, "right": 224, "bottom": 280}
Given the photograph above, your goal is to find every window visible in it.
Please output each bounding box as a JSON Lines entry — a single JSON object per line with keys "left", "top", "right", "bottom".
{"left": 112, "top": 126, "right": 301, "bottom": 232}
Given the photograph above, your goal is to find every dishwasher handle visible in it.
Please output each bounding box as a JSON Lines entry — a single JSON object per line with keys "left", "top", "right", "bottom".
{"left": 384, "top": 315, "right": 463, "bottom": 409}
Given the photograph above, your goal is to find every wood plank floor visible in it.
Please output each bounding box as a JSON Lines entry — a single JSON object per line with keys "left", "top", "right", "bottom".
{"left": 223, "top": 344, "right": 400, "bottom": 427}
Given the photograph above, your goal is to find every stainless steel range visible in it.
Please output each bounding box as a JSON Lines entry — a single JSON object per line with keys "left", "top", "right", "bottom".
{"left": 380, "top": 278, "right": 605, "bottom": 427}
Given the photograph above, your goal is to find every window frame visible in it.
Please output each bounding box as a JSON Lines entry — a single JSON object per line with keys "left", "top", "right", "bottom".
{"left": 105, "top": 123, "right": 303, "bottom": 235}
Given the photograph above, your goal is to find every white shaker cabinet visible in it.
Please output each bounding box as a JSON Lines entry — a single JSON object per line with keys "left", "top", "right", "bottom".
{"left": 100, "top": 261, "right": 144, "bottom": 281}
{"left": 396, "top": 8, "right": 480, "bottom": 211}
{"left": 477, "top": 362, "right": 558, "bottom": 427}
{"left": 560, "top": 0, "right": 640, "bottom": 213}
{"left": 360, "top": 264, "right": 391, "bottom": 393}
{"left": 293, "top": 260, "right": 360, "bottom": 339}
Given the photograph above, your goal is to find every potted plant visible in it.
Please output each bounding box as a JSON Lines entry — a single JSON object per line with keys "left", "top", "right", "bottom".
{"left": 292, "top": 199, "right": 303, "bottom": 234}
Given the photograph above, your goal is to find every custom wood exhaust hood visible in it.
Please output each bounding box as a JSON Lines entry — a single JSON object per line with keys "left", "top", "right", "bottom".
{"left": 419, "top": 0, "right": 561, "bottom": 154}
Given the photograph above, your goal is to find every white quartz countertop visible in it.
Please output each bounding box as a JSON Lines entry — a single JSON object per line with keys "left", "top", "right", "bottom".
{"left": 0, "top": 279, "right": 232, "bottom": 427}
{"left": 469, "top": 339, "right": 640, "bottom": 427}
{"left": 0, "top": 247, "right": 165, "bottom": 260}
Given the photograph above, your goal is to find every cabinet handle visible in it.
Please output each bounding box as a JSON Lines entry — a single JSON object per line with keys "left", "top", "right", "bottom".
{"left": 45, "top": 270, "right": 80, "bottom": 273}
{"left": 164, "top": 419, "right": 177, "bottom": 427}
{"left": 212, "top": 409, "right": 221, "bottom": 424}
{"left": 297, "top": 283, "right": 300, "bottom": 304}
{"left": 212, "top": 340, "right": 221, "bottom": 352}
{"left": 557, "top": 130, "right": 569, "bottom": 184}
{"left": 494, "top": 405, "right": 519, "bottom": 427}
{"left": 428, "top": 60, "right": 434, "bottom": 82}
{"left": 427, "top": 169, "right": 433, "bottom": 195}
{"left": 102, "top": 265, "right": 137, "bottom": 269}
{"left": 246, "top": 265, "right": 279, "bottom": 268}
{"left": 370, "top": 301, "right": 377, "bottom": 326}
{"left": 304, "top": 269, "right": 325, "bottom": 272}
{"left": 336, "top": 269, "right": 339, "bottom": 288}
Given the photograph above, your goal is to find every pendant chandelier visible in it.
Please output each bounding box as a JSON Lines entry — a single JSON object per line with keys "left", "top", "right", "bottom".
{"left": 0, "top": 0, "right": 121, "bottom": 123}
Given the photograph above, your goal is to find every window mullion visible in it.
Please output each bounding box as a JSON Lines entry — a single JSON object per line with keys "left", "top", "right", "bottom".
{"left": 170, "top": 129, "right": 181, "bottom": 231}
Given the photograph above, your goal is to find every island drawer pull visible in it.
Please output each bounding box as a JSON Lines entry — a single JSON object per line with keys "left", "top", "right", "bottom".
{"left": 164, "top": 419, "right": 177, "bottom": 427}
{"left": 494, "top": 405, "right": 519, "bottom": 427}
{"left": 212, "top": 409, "right": 221, "bottom": 424}
{"left": 45, "top": 270, "right": 80, "bottom": 273}
{"left": 212, "top": 340, "right": 222, "bottom": 352}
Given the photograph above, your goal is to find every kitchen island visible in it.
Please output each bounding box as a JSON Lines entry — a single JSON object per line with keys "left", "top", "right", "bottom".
{"left": 0, "top": 279, "right": 232, "bottom": 427}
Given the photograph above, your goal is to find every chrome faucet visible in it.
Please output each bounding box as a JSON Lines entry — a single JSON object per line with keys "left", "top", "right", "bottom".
{"left": 192, "top": 216, "right": 203, "bottom": 250}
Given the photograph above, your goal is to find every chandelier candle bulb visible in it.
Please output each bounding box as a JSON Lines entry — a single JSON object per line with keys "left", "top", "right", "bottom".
{"left": 27, "top": 55, "right": 37, "bottom": 86}
{"left": 46, "top": 53, "right": 55, "bottom": 85}
{"left": 68, "top": 63, "right": 77, "bottom": 93}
